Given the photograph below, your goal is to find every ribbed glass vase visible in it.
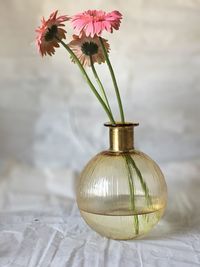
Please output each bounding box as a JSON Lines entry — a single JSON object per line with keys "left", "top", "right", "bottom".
{"left": 76, "top": 123, "right": 167, "bottom": 240}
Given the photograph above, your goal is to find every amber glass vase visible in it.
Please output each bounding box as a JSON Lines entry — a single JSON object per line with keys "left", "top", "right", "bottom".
{"left": 77, "top": 123, "right": 167, "bottom": 240}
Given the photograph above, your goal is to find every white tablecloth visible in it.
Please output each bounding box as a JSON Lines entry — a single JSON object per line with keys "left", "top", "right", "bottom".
{"left": 0, "top": 160, "right": 200, "bottom": 267}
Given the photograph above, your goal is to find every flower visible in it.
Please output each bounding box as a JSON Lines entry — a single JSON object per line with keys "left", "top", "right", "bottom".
{"left": 68, "top": 34, "right": 110, "bottom": 67}
{"left": 36, "top": 10, "right": 69, "bottom": 56}
{"left": 71, "top": 10, "right": 122, "bottom": 38}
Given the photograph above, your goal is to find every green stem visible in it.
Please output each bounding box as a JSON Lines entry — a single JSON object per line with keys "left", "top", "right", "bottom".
{"left": 127, "top": 155, "right": 152, "bottom": 206}
{"left": 125, "top": 155, "right": 139, "bottom": 235}
{"left": 89, "top": 55, "right": 115, "bottom": 122}
{"left": 57, "top": 37, "right": 115, "bottom": 124}
{"left": 99, "top": 37, "right": 125, "bottom": 123}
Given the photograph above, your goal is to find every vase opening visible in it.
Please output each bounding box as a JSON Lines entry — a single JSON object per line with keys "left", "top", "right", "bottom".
{"left": 104, "top": 122, "right": 139, "bottom": 152}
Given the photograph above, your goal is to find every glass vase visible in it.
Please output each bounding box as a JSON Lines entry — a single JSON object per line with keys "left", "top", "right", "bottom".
{"left": 76, "top": 123, "right": 167, "bottom": 240}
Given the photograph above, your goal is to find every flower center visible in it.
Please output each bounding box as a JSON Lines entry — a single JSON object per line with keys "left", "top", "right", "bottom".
{"left": 45, "top": 25, "right": 58, "bottom": 41}
{"left": 81, "top": 42, "right": 99, "bottom": 56}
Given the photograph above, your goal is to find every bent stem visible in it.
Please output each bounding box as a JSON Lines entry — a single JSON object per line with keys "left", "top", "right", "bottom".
{"left": 57, "top": 37, "right": 115, "bottom": 124}
{"left": 124, "top": 155, "right": 139, "bottom": 235}
{"left": 127, "top": 155, "right": 152, "bottom": 207}
{"left": 125, "top": 154, "right": 152, "bottom": 234}
{"left": 99, "top": 37, "right": 125, "bottom": 123}
{"left": 89, "top": 55, "right": 114, "bottom": 119}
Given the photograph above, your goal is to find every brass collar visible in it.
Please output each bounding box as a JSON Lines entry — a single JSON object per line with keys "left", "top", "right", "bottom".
{"left": 104, "top": 122, "right": 139, "bottom": 152}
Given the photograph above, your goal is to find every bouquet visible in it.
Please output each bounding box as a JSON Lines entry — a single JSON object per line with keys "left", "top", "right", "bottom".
{"left": 36, "top": 10, "right": 124, "bottom": 124}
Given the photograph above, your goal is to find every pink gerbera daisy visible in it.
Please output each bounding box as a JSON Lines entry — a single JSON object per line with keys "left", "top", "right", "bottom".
{"left": 68, "top": 34, "right": 110, "bottom": 67}
{"left": 71, "top": 10, "right": 122, "bottom": 38}
{"left": 36, "top": 10, "right": 69, "bottom": 56}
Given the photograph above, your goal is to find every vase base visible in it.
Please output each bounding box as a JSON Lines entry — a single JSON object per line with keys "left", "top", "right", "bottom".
{"left": 80, "top": 207, "right": 165, "bottom": 240}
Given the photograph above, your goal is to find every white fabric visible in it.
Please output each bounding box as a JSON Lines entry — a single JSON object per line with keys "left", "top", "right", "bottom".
{"left": 0, "top": 160, "right": 200, "bottom": 267}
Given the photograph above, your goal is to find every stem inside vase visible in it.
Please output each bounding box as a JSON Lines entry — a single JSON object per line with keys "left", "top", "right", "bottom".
{"left": 105, "top": 122, "right": 153, "bottom": 234}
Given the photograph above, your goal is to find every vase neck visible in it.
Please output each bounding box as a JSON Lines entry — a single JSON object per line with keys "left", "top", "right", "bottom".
{"left": 105, "top": 123, "right": 139, "bottom": 152}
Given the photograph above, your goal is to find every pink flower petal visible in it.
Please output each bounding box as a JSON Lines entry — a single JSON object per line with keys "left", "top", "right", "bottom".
{"left": 71, "top": 9, "right": 122, "bottom": 37}
{"left": 35, "top": 10, "right": 69, "bottom": 56}
{"left": 68, "top": 34, "right": 110, "bottom": 67}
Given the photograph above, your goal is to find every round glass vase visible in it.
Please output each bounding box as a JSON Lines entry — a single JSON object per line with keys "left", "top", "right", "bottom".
{"left": 77, "top": 123, "right": 167, "bottom": 240}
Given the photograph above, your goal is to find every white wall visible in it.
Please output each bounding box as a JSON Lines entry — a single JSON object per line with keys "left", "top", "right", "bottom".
{"left": 0, "top": 0, "right": 199, "bottom": 171}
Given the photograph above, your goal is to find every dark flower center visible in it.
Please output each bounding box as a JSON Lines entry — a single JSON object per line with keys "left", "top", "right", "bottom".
{"left": 45, "top": 25, "right": 58, "bottom": 41}
{"left": 81, "top": 42, "right": 99, "bottom": 56}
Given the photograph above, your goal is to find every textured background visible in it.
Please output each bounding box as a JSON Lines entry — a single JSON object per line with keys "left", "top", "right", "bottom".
{"left": 0, "top": 0, "right": 199, "bottom": 171}
{"left": 0, "top": 2, "right": 200, "bottom": 265}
